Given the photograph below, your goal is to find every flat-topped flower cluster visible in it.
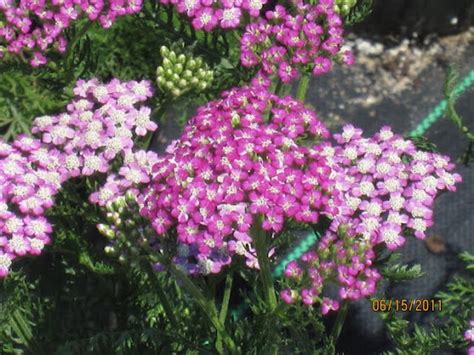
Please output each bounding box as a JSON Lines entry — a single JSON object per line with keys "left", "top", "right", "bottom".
{"left": 0, "top": 0, "right": 142, "bottom": 65}
{"left": 281, "top": 125, "right": 461, "bottom": 309}
{"left": 241, "top": 1, "right": 353, "bottom": 82}
{"left": 0, "top": 78, "right": 157, "bottom": 277}
{"left": 140, "top": 78, "right": 336, "bottom": 274}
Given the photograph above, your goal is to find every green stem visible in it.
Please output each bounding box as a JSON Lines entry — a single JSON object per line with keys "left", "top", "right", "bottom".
{"left": 296, "top": 73, "right": 310, "bottom": 101}
{"left": 146, "top": 267, "right": 179, "bottom": 328}
{"left": 219, "top": 271, "right": 234, "bottom": 324}
{"left": 169, "top": 264, "right": 237, "bottom": 354}
{"left": 251, "top": 215, "right": 277, "bottom": 310}
{"left": 330, "top": 301, "right": 349, "bottom": 344}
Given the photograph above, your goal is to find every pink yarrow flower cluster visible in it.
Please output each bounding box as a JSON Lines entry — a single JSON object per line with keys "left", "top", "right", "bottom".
{"left": 0, "top": 78, "right": 157, "bottom": 277}
{"left": 90, "top": 149, "right": 160, "bottom": 207}
{"left": 0, "top": 0, "right": 142, "bottom": 66}
{"left": 280, "top": 228, "right": 380, "bottom": 314}
{"left": 282, "top": 125, "right": 461, "bottom": 313}
{"left": 159, "top": 0, "right": 267, "bottom": 31}
{"left": 0, "top": 135, "right": 59, "bottom": 277}
{"left": 241, "top": 1, "right": 353, "bottom": 83}
{"left": 326, "top": 125, "right": 461, "bottom": 247}
{"left": 32, "top": 78, "right": 156, "bottom": 181}
{"left": 140, "top": 80, "right": 337, "bottom": 275}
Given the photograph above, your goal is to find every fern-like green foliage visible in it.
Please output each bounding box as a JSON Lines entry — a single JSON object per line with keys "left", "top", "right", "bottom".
{"left": 379, "top": 252, "right": 474, "bottom": 354}
{"left": 408, "top": 136, "right": 439, "bottom": 153}
{"left": 344, "top": 0, "right": 373, "bottom": 26}
{"left": 382, "top": 263, "right": 424, "bottom": 282}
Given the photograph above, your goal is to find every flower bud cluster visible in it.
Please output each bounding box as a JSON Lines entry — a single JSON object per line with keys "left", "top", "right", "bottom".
{"left": 97, "top": 191, "right": 157, "bottom": 267}
{"left": 159, "top": 0, "right": 267, "bottom": 31}
{"left": 241, "top": 1, "right": 354, "bottom": 83}
{"left": 280, "top": 226, "right": 380, "bottom": 314}
{"left": 334, "top": 0, "right": 357, "bottom": 15}
{"left": 156, "top": 46, "right": 214, "bottom": 98}
{"left": 282, "top": 125, "right": 462, "bottom": 312}
{"left": 140, "top": 81, "right": 335, "bottom": 275}
{"left": 0, "top": 78, "right": 158, "bottom": 277}
{"left": 0, "top": 0, "right": 142, "bottom": 66}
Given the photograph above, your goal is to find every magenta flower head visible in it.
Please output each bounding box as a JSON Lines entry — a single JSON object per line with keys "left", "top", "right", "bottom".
{"left": 141, "top": 81, "right": 333, "bottom": 274}
{"left": 240, "top": 2, "right": 352, "bottom": 83}
{"left": 160, "top": 0, "right": 267, "bottom": 31}
{"left": 0, "top": 0, "right": 143, "bottom": 65}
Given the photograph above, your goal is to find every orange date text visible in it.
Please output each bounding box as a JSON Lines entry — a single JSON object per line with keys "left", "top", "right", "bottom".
{"left": 371, "top": 299, "right": 442, "bottom": 312}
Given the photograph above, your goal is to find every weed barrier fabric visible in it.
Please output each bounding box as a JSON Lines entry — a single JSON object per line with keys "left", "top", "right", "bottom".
{"left": 301, "top": 40, "right": 474, "bottom": 354}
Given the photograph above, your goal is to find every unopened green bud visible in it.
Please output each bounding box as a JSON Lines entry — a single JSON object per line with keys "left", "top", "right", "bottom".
{"left": 160, "top": 46, "right": 170, "bottom": 57}
{"left": 97, "top": 225, "right": 114, "bottom": 240}
{"left": 97, "top": 223, "right": 108, "bottom": 235}
{"left": 178, "top": 79, "right": 188, "bottom": 88}
{"left": 106, "top": 202, "right": 114, "bottom": 213}
{"left": 156, "top": 66, "right": 164, "bottom": 75}
{"left": 114, "top": 218, "right": 122, "bottom": 227}
{"left": 162, "top": 58, "right": 172, "bottom": 69}
{"left": 174, "top": 63, "right": 184, "bottom": 74}
{"left": 197, "top": 68, "right": 206, "bottom": 79}
{"left": 106, "top": 212, "right": 115, "bottom": 224}
{"left": 168, "top": 51, "right": 176, "bottom": 62}
{"left": 125, "top": 190, "right": 135, "bottom": 203}
{"left": 183, "top": 70, "right": 193, "bottom": 80}
{"left": 157, "top": 76, "right": 165, "bottom": 86}
{"left": 113, "top": 196, "right": 126, "bottom": 209}
{"left": 177, "top": 54, "right": 186, "bottom": 64}
{"left": 164, "top": 81, "right": 174, "bottom": 90}
{"left": 118, "top": 254, "right": 128, "bottom": 264}
{"left": 104, "top": 245, "right": 117, "bottom": 255}
{"left": 186, "top": 59, "right": 197, "bottom": 70}
{"left": 171, "top": 88, "right": 182, "bottom": 97}
{"left": 231, "top": 112, "right": 240, "bottom": 127}
{"left": 171, "top": 73, "right": 180, "bottom": 83}
{"left": 197, "top": 82, "right": 208, "bottom": 91}
{"left": 195, "top": 57, "right": 203, "bottom": 67}
{"left": 190, "top": 77, "right": 199, "bottom": 85}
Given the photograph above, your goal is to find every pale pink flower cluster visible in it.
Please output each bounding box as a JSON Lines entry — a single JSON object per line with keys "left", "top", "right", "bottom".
{"left": 281, "top": 125, "right": 462, "bottom": 312}
{"left": 0, "top": 78, "right": 157, "bottom": 277}
{"left": 0, "top": 135, "right": 58, "bottom": 276}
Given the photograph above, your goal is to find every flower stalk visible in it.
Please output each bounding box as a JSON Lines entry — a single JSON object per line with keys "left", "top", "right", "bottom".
{"left": 169, "top": 264, "right": 238, "bottom": 354}
{"left": 296, "top": 73, "right": 310, "bottom": 101}
{"left": 252, "top": 215, "right": 277, "bottom": 311}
